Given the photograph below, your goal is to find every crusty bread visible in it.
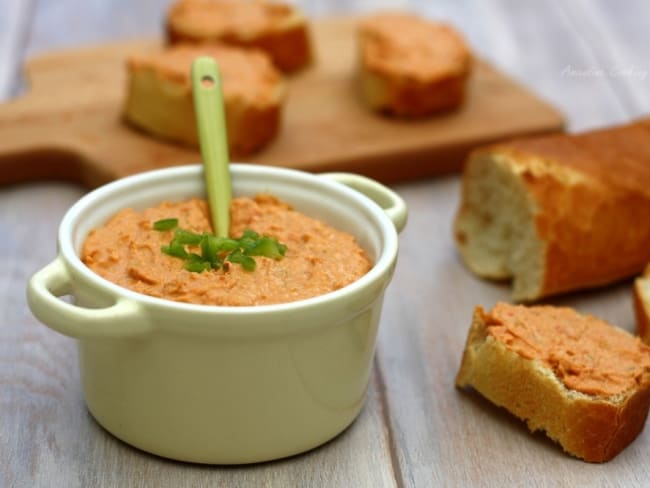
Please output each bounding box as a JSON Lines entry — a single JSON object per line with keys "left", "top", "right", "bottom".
{"left": 124, "top": 43, "right": 284, "bottom": 156}
{"left": 456, "top": 302, "right": 650, "bottom": 462}
{"left": 357, "top": 12, "right": 472, "bottom": 117}
{"left": 634, "top": 265, "right": 650, "bottom": 344}
{"left": 166, "top": 0, "right": 312, "bottom": 72}
{"left": 454, "top": 119, "right": 650, "bottom": 301}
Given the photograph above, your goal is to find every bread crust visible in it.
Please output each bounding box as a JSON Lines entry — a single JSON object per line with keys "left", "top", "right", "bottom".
{"left": 123, "top": 44, "right": 284, "bottom": 156}
{"left": 357, "top": 13, "right": 472, "bottom": 117}
{"left": 454, "top": 119, "right": 650, "bottom": 300}
{"left": 456, "top": 305, "right": 650, "bottom": 462}
{"left": 166, "top": 0, "right": 312, "bottom": 72}
{"left": 634, "top": 265, "right": 650, "bottom": 344}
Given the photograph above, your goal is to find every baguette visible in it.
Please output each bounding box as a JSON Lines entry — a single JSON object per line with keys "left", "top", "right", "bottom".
{"left": 634, "top": 265, "right": 650, "bottom": 344}
{"left": 166, "top": 0, "right": 312, "bottom": 72}
{"left": 357, "top": 12, "right": 472, "bottom": 117}
{"left": 123, "top": 43, "right": 284, "bottom": 156}
{"left": 454, "top": 119, "right": 650, "bottom": 301}
{"left": 456, "top": 302, "right": 650, "bottom": 462}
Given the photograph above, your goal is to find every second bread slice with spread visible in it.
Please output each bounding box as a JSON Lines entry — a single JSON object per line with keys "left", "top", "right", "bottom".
{"left": 357, "top": 12, "right": 472, "bottom": 117}
{"left": 124, "top": 44, "right": 285, "bottom": 156}
{"left": 166, "top": 0, "right": 312, "bottom": 72}
{"left": 456, "top": 302, "right": 650, "bottom": 462}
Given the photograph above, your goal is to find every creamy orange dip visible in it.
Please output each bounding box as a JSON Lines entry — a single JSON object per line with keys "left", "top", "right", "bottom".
{"left": 169, "top": 0, "right": 294, "bottom": 39}
{"left": 127, "top": 44, "right": 282, "bottom": 105}
{"left": 359, "top": 13, "right": 471, "bottom": 81}
{"left": 82, "top": 195, "right": 372, "bottom": 306}
{"left": 485, "top": 303, "right": 650, "bottom": 397}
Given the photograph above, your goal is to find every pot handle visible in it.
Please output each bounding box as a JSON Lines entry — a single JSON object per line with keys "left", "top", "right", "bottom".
{"left": 27, "top": 257, "right": 152, "bottom": 339}
{"left": 320, "top": 173, "right": 408, "bottom": 233}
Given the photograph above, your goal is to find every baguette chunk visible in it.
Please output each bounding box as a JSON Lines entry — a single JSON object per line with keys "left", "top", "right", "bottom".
{"left": 454, "top": 119, "right": 650, "bottom": 301}
{"left": 456, "top": 302, "right": 650, "bottom": 462}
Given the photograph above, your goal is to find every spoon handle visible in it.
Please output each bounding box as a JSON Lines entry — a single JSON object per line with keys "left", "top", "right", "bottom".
{"left": 191, "top": 57, "right": 232, "bottom": 237}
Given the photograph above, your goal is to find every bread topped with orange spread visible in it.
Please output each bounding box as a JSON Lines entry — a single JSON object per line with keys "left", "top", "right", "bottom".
{"left": 124, "top": 43, "right": 284, "bottom": 156}
{"left": 166, "top": 0, "right": 312, "bottom": 72}
{"left": 454, "top": 119, "right": 650, "bottom": 301}
{"left": 357, "top": 12, "right": 472, "bottom": 117}
{"left": 456, "top": 302, "right": 650, "bottom": 462}
{"left": 635, "top": 264, "right": 650, "bottom": 344}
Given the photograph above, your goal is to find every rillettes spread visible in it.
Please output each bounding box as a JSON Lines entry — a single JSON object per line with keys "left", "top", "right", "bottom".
{"left": 484, "top": 303, "right": 650, "bottom": 397}
{"left": 82, "top": 195, "right": 371, "bottom": 306}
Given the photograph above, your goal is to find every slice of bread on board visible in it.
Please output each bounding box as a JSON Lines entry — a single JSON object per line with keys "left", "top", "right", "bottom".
{"left": 166, "top": 0, "right": 312, "bottom": 72}
{"left": 124, "top": 43, "right": 285, "bottom": 156}
{"left": 357, "top": 12, "right": 472, "bottom": 117}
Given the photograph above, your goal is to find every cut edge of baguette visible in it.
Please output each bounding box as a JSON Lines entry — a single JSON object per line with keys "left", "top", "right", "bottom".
{"left": 456, "top": 305, "right": 650, "bottom": 463}
{"left": 454, "top": 151, "right": 546, "bottom": 301}
{"left": 634, "top": 266, "right": 650, "bottom": 344}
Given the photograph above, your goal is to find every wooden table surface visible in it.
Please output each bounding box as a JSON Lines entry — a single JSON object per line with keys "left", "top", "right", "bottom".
{"left": 2, "top": 1, "right": 650, "bottom": 486}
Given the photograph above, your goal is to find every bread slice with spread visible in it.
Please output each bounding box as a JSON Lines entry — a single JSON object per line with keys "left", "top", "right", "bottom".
{"left": 124, "top": 43, "right": 285, "bottom": 156}
{"left": 357, "top": 12, "right": 472, "bottom": 117}
{"left": 166, "top": 0, "right": 312, "bottom": 72}
{"left": 456, "top": 302, "right": 650, "bottom": 462}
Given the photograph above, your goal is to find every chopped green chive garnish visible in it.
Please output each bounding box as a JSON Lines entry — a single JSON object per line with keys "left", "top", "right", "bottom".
{"left": 153, "top": 218, "right": 179, "bottom": 231}
{"left": 153, "top": 220, "right": 287, "bottom": 273}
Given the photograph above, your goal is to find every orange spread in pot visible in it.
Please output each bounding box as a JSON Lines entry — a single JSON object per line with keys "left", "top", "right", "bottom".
{"left": 485, "top": 303, "right": 650, "bottom": 397}
{"left": 82, "top": 195, "right": 372, "bottom": 306}
{"left": 359, "top": 13, "right": 471, "bottom": 81}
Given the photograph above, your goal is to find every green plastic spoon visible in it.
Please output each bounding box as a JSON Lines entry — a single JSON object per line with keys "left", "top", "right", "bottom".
{"left": 191, "top": 57, "right": 232, "bottom": 238}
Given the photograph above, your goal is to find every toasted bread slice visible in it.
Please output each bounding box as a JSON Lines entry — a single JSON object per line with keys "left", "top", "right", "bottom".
{"left": 357, "top": 12, "right": 472, "bottom": 117}
{"left": 124, "top": 43, "right": 284, "bottom": 156}
{"left": 456, "top": 302, "right": 650, "bottom": 462}
{"left": 454, "top": 119, "right": 650, "bottom": 301}
{"left": 634, "top": 265, "right": 650, "bottom": 344}
{"left": 166, "top": 0, "right": 312, "bottom": 72}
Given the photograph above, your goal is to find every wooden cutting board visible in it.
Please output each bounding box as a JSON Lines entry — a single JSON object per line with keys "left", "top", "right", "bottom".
{"left": 0, "top": 17, "right": 564, "bottom": 188}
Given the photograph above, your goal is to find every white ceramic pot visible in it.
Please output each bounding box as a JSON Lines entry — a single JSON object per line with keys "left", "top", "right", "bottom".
{"left": 27, "top": 164, "right": 407, "bottom": 464}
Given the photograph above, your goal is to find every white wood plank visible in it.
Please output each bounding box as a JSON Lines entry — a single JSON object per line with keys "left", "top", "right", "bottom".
{"left": 25, "top": 0, "right": 173, "bottom": 57}
{"left": 0, "top": 0, "right": 34, "bottom": 99}
{"left": 563, "top": 0, "right": 650, "bottom": 118}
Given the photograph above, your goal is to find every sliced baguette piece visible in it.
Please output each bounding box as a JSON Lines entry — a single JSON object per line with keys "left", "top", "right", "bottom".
{"left": 124, "top": 43, "right": 284, "bottom": 156}
{"left": 357, "top": 12, "right": 472, "bottom": 117}
{"left": 166, "top": 0, "right": 312, "bottom": 72}
{"left": 634, "top": 265, "right": 650, "bottom": 344}
{"left": 454, "top": 119, "right": 650, "bottom": 301}
{"left": 456, "top": 302, "right": 650, "bottom": 462}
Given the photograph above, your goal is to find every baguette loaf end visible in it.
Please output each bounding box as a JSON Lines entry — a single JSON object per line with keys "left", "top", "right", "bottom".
{"left": 634, "top": 266, "right": 650, "bottom": 344}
